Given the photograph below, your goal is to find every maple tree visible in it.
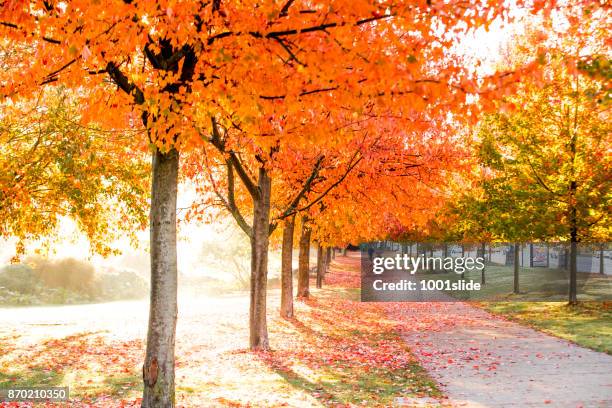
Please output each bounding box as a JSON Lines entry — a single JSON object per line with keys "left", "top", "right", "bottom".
{"left": 446, "top": 11, "right": 611, "bottom": 304}
{"left": 0, "top": 88, "right": 149, "bottom": 258}
{"left": 176, "top": 0, "right": 528, "bottom": 355}
{"left": 305, "top": 120, "right": 473, "bottom": 249}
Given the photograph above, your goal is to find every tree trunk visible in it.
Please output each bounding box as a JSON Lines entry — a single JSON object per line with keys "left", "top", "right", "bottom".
{"left": 481, "top": 243, "right": 486, "bottom": 285}
{"left": 332, "top": 247, "right": 335, "bottom": 259}
{"left": 600, "top": 244, "right": 605, "bottom": 275}
{"left": 316, "top": 244, "right": 324, "bottom": 289}
{"left": 460, "top": 244, "right": 465, "bottom": 279}
{"left": 342, "top": 247, "right": 347, "bottom": 256}
{"left": 249, "top": 167, "right": 272, "bottom": 350}
{"left": 326, "top": 247, "right": 332, "bottom": 272}
{"left": 280, "top": 215, "right": 295, "bottom": 319}
{"left": 429, "top": 247, "right": 434, "bottom": 272}
{"left": 568, "top": 127, "right": 578, "bottom": 305}
{"left": 568, "top": 202, "right": 578, "bottom": 305}
{"left": 513, "top": 243, "right": 520, "bottom": 294}
{"left": 297, "top": 217, "right": 311, "bottom": 298}
{"left": 142, "top": 148, "right": 179, "bottom": 408}
{"left": 569, "top": 239, "right": 577, "bottom": 304}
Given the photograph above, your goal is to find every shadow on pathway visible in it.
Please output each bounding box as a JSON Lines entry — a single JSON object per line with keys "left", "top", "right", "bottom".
{"left": 387, "top": 301, "right": 612, "bottom": 407}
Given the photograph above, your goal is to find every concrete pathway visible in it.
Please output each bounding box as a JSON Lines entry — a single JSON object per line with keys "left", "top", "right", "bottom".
{"left": 387, "top": 302, "right": 612, "bottom": 408}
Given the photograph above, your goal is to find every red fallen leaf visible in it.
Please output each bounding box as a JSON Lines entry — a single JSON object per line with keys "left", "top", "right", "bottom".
{"left": 447, "top": 358, "right": 454, "bottom": 363}
{"left": 473, "top": 365, "right": 479, "bottom": 369}
{"left": 544, "top": 400, "right": 552, "bottom": 404}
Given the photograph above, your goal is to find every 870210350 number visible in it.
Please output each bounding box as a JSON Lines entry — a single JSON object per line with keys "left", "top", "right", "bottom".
{"left": 1, "top": 387, "right": 69, "bottom": 402}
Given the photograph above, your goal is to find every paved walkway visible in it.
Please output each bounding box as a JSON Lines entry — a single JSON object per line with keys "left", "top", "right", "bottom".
{"left": 387, "top": 302, "right": 612, "bottom": 408}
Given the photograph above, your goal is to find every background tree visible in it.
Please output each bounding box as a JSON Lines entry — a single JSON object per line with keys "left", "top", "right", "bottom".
{"left": 447, "top": 13, "right": 611, "bottom": 304}
{"left": 0, "top": 89, "right": 149, "bottom": 258}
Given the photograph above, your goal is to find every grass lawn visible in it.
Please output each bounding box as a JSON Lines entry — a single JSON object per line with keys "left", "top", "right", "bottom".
{"left": 426, "top": 264, "right": 612, "bottom": 302}
{"left": 481, "top": 301, "right": 612, "bottom": 355}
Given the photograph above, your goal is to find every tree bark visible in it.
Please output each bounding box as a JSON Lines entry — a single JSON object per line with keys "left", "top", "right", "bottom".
{"left": 513, "top": 243, "right": 520, "bottom": 294}
{"left": 568, "top": 129, "right": 578, "bottom": 304}
{"left": 600, "top": 244, "right": 605, "bottom": 275}
{"left": 316, "top": 243, "right": 324, "bottom": 289}
{"left": 280, "top": 215, "right": 295, "bottom": 318}
{"left": 460, "top": 244, "right": 465, "bottom": 279}
{"left": 249, "top": 167, "right": 271, "bottom": 350}
{"left": 481, "top": 243, "right": 486, "bottom": 285}
{"left": 429, "top": 246, "right": 434, "bottom": 273}
{"left": 297, "top": 217, "right": 311, "bottom": 297}
{"left": 569, "top": 238, "right": 577, "bottom": 304}
{"left": 326, "top": 247, "right": 332, "bottom": 272}
{"left": 568, "top": 203, "right": 578, "bottom": 305}
{"left": 142, "top": 148, "right": 179, "bottom": 408}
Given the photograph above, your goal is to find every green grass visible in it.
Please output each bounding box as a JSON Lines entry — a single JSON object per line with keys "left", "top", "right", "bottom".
{"left": 265, "top": 327, "right": 442, "bottom": 407}
{"left": 424, "top": 264, "right": 611, "bottom": 302}
{"left": 273, "top": 362, "right": 440, "bottom": 406}
{"left": 0, "top": 367, "right": 64, "bottom": 388}
{"left": 482, "top": 301, "right": 612, "bottom": 354}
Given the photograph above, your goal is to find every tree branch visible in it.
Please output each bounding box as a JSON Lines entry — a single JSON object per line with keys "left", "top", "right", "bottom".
{"left": 279, "top": 0, "right": 296, "bottom": 17}
{"left": 105, "top": 61, "right": 145, "bottom": 105}
{"left": 207, "top": 13, "right": 394, "bottom": 46}
{"left": 1, "top": 21, "right": 61, "bottom": 44}
{"left": 269, "top": 154, "right": 324, "bottom": 234}
{"left": 275, "top": 155, "right": 324, "bottom": 222}
{"left": 526, "top": 157, "right": 562, "bottom": 197}
{"left": 289, "top": 150, "right": 363, "bottom": 217}
{"left": 209, "top": 117, "right": 259, "bottom": 199}
{"left": 260, "top": 86, "right": 338, "bottom": 100}
{"left": 224, "top": 159, "right": 254, "bottom": 238}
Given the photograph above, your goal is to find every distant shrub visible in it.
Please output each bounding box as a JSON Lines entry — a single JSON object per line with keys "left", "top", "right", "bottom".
{"left": 44, "top": 287, "right": 92, "bottom": 304}
{"left": 0, "top": 258, "right": 148, "bottom": 305}
{"left": 96, "top": 270, "right": 148, "bottom": 300}
{"left": 0, "top": 264, "right": 40, "bottom": 294}
{"left": 0, "top": 287, "right": 39, "bottom": 305}
{"left": 28, "top": 257, "right": 95, "bottom": 295}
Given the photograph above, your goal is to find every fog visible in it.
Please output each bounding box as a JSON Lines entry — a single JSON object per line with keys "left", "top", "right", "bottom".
{"left": 0, "top": 213, "right": 299, "bottom": 306}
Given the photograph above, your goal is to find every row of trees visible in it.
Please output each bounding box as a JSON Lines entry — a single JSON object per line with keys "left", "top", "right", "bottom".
{"left": 1, "top": 1, "right": 607, "bottom": 406}
{"left": 440, "top": 10, "right": 610, "bottom": 304}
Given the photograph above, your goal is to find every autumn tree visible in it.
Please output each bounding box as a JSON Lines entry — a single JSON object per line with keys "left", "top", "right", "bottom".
{"left": 299, "top": 119, "right": 471, "bottom": 261}
{"left": 0, "top": 89, "right": 149, "bottom": 257}
{"left": 175, "top": 0, "right": 519, "bottom": 352}
{"left": 448, "top": 10, "right": 611, "bottom": 304}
